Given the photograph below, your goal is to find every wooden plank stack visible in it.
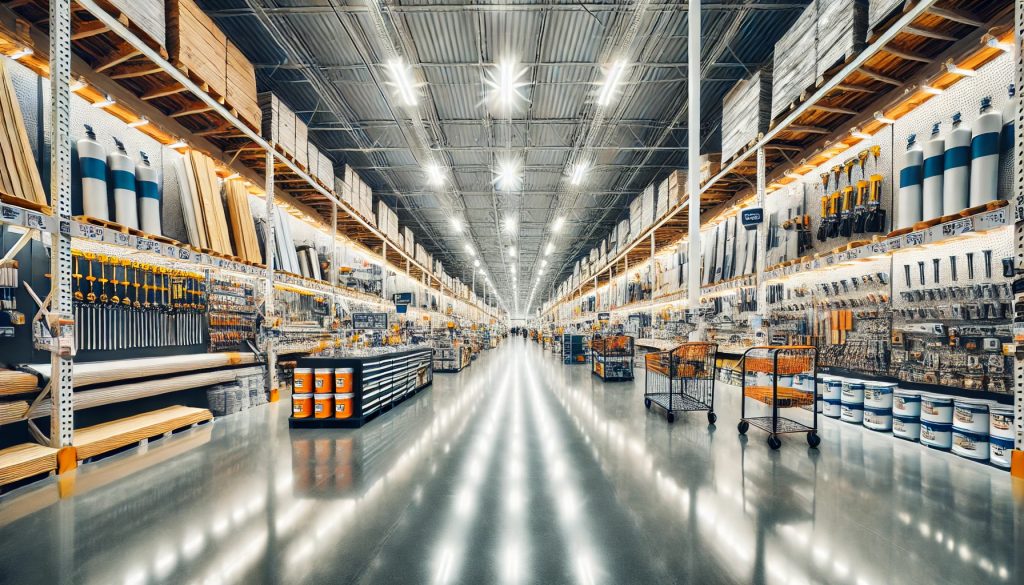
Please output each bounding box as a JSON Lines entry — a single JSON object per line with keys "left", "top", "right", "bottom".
{"left": 344, "top": 164, "right": 374, "bottom": 221}
{"left": 226, "top": 41, "right": 260, "bottom": 130}
{"left": 225, "top": 180, "right": 262, "bottom": 264}
{"left": 771, "top": 4, "right": 817, "bottom": 121}
{"left": 0, "top": 443, "right": 58, "bottom": 487}
{"left": 73, "top": 405, "right": 212, "bottom": 461}
{"left": 104, "top": 0, "right": 166, "bottom": 49}
{"left": 0, "top": 368, "right": 39, "bottom": 396}
{"left": 178, "top": 150, "right": 233, "bottom": 256}
{"left": 0, "top": 59, "right": 47, "bottom": 209}
{"left": 868, "top": 0, "right": 906, "bottom": 33}
{"left": 816, "top": 0, "right": 868, "bottom": 78}
{"left": 166, "top": 0, "right": 228, "bottom": 98}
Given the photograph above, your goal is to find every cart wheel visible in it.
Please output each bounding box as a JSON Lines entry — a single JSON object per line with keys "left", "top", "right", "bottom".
{"left": 666, "top": 412, "right": 675, "bottom": 424}
{"left": 737, "top": 420, "right": 749, "bottom": 435}
{"left": 806, "top": 432, "right": 821, "bottom": 448}
{"left": 707, "top": 411, "right": 717, "bottom": 425}
{"left": 767, "top": 435, "right": 782, "bottom": 450}
{"left": 644, "top": 398, "right": 652, "bottom": 409}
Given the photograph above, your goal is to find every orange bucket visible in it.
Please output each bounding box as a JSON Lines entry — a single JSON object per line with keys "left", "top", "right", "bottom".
{"left": 334, "top": 393, "right": 355, "bottom": 419}
{"left": 335, "top": 367, "right": 354, "bottom": 393}
{"left": 314, "top": 394, "right": 333, "bottom": 418}
{"left": 292, "top": 393, "right": 313, "bottom": 418}
{"left": 314, "top": 368, "right": 334, "bottom": 394}
{"left": 294, "top": 368, "right": 313, "bottom": 393}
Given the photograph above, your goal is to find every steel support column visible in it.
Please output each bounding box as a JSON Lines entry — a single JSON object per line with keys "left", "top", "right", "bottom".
{"left": 686, "top": 0, "right": 702, "bottom": 340}
{"left": 264, "top": 151, "right": 277, "bottom": 396}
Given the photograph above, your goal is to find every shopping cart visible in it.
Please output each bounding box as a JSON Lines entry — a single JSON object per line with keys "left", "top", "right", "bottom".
{"left": 738, "top": 346, "right": 820, "bottom": 449}
{"left": 643, "top": 342, "right": 718, "bottom": 423}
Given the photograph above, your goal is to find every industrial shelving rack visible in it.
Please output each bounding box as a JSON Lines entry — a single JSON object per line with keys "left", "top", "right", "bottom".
{"left": 591, "top": 335, "right": 635, "bottom": 382}
{"left": 561, "top": 334, "right": 589, "bottom": 365}
{"left": 0, "top": 0, "right": 501, "bottom": 481}
{"left": 537, "top": 0, "right": 1024, "bottom": 465}
{"left": 643, "top": 342, "right": 718, "bottom": 424}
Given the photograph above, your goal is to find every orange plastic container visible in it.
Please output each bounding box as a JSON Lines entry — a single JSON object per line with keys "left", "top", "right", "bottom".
{"left": 293, "top": 368, "right": 313, "bottom": 393}
{"left": 335, "top": 367, "right": 354, "bottom": 393}
{"left": 334, "top": 393, "right": 354, "bottom": 419}
{"left": 292, "top": 393, "right": 313, "bottom": 418}
{"left": 314, "top": 394, "right": 333, "bottom": 418}
{"left": 314, "top": 368, "right": 334, "bottom": 394}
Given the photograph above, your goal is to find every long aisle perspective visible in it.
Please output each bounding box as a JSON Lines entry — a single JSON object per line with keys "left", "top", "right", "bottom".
{"left": 0, "top": 339, "right": 1019, "bottom": 585}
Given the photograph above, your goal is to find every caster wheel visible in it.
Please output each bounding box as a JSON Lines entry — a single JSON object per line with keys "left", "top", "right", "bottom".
{"left": 737, "top": 421, "right": 749, "bottom": 435}
{"left": 767, "top": 435, "right": 782, "bottom": 450}
{"left": 666, "top": 412, "right": 676, "bottom": 424}
{"left": 707, "top": 411, "right": 717, "bottom": 425}
{"left": 807, "top": 432, "right": 821, "bottom": 448}
{"left": 644, "top": 398, "right": 652, "bottom": 409}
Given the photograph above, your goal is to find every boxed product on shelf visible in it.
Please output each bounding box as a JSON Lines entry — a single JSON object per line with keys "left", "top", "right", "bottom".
{"left": 295, "top": 116, "right": 309, "bottom": 169}
{"left": 771, "top": 2, "right": 816, "bottom": 121}
{"left": 668, "top": 169, "right": 687, "bottom": 207}
{"left": 816, "top": 0, "right": 867, "bottom": 78}
{"left": 278, "top": 99, "right": 297, "bottom": 158}
{"left": 226, "top": 41, "right": 260, "bottom": 130}
{"left": 339, "top": 175, "right": 352, "bottom": 204}
{"left": 403, "top": 226, "right": 415, "bottom": 254}
{"left": 700, "top": 154, "right": 721, "bottom": 183}
{"left": 618, "top": 218, "right": 630, "bottom": 247}
{"left": 641, "top": 183, "right": 656, "bottom": 227}
{"left": 721, "top": 64, "right": 773, "bottom": 163}
{"left": 307, "top": 142, "right": 320, "bottom": 180}
{"left": 166, "top": 0, "right": 227, "bottom": 98}
{"left": 318, "top": 152, "right": 335, "bottom": 191}
{"left": 629, "top": 196, "right": 643, "bottom": 235}
{"left": 657, "top": 178, "right": 669, "bottom": 218}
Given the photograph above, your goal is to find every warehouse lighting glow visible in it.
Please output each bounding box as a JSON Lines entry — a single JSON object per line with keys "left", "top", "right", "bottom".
{"left": 570, "top": 162, "right": 588, "bottom": 186}
{"left": 426, "top": 164, "right": 446, "bottom": 186}
{"left": 386, "top": 59, "right": 418, "bottom": 106}
{"left": 451, "top": 217, "right": 463, "bottom": 233}
{"left": 474, "top": 259, "right": 480, "bottom": 267}
{"left": 545, "top": 242, "right": 555, "bottom": 256}
{"left": 128, "top": 117, "right": 150, "bottom": 129}
{"left": 9, "top": 46, "right": 33, "bottom": 60}
{"left": 495, "top": 160, "right": 521, "bottom": 191}
{"left": 541, "top": 259, "right": 548, "bottom": 267}
{"left": 850, "top": 129, "right": 872, "bottom": 140}
{"left": 504, "top": 215, "right": 517, "bottom": 233}
{"left": 510, "top": 265, "right": 516, "bottom": 275}
{"left": 873, "top": 111, "right": 896, "bottom": 125}
{"left": 508, "top": 246, "right": 516, "bottom": 258}
{"left": 69, "top": 77, "right": 87, "bottom": 92}
{"left": 921, "top": 85, "right": 944, "bottom": 95}
{"left": 552, "top": 216, "right": 565, "bottom": 232}
{"left": 92, "top": 94, "right": 116, "bottom": 108}
{"left": 597, "top": 60, "right": 627, "bottom": 106}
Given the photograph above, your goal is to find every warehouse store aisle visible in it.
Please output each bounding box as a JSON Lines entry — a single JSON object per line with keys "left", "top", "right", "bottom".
{"left": 0, "top": 339, "right": 1020, "bottom": 585}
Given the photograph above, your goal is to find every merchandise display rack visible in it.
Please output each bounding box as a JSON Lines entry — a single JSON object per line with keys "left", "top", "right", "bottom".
{"left": 0, "top": 0, "right": 500, "bottom": 485}
{"left": 539, "top": 0, "right": 1024, "bottom": 468}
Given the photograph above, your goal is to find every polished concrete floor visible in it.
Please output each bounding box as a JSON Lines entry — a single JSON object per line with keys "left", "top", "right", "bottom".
{"left": 0, "top": 339, "right": 1022, "bottom": 585}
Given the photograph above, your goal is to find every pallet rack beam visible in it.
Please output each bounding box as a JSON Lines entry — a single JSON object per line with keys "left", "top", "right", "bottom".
{"left": 1013, "top": 0, "right": 1023, "bottom": 457}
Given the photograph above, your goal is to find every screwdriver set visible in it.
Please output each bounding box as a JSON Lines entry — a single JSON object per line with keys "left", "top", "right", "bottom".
{"left": 206, "top": 276, "right": 258, "bottom": 352}
{"left": 891, "top": 238, "right": 1013, "bottom": 393}
{"left": 72, "top": 252, "right": 206, "bottom": 352}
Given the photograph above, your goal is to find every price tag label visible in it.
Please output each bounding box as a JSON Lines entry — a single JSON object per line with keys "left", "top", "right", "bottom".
{"left": 1, "top": 204, "right": 24, "bottom": 225}
{"left": 870, "top": 242, "right": 886, "bottom": 254}
{"left": 27, "top": 212, "right": 47, "bottom": 231}
{"left": 941, "top": 217, "right": 974, "bottom": 238}
{"left": 178, "top": 247, "right": 191, "bottom": 261}
{"left": 973, "top": 208, "right": 1007, "bottom": 232}
{"left": 135, "top": 238, "right": 152, "bottom": 252}
{"left": 902, "top": 231, "right": 924, "bottom": 247}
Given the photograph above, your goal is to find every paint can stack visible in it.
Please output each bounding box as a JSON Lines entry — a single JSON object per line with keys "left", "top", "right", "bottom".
{"left": 920, "top": 394, "right": 954, "bottom": 450}
{"left": 951, "top": 398, "right": 992, "bottom": 463}
{"left": 863, "top": 382, "right": 895, "bottom": 431}
{"left": 893, "top": 388, "right": 922, "bottom": 441}
{"left": 988, "top": 404, "right": 1014, "bottom": 469}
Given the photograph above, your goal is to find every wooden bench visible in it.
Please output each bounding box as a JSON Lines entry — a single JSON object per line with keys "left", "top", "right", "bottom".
{"left": 0, "top": 443, "right": 58, "bottom": 487}
{"left": 74, "top": 406, "right": 212, "bottom": 461}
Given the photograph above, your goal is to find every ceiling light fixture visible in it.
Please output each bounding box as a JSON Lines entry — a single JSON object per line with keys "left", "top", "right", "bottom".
{"left": 128, "top": 117, "right": 150, "bottom": 128}
{"left": 873, "top": 111, "right": 896, "bottom": 125}
{"left": 474, "top": 259, "right": 480, "bottom": 268}
{"left": 69, "top": 77, "right": 87, "bottom": 92}
{"left": 496, "top": 159, "right": 521, "bottom": 191}
{"left": 92, "top": 94, "right": 116, "bottom": 108}
{"left": 451, "top": 217, "right": 463, "bottom": 233}
{"left": 508, "top": 246, "right": 516, "bottom": 258}
{"left": 921, "top": 85, "right": 944, "bottom": 95}
{"left": 545, "top": 242, "right": 555, "bottom": 256}
{"left": 541, "top": 259, "right": 548, "bottom": 267}
{"left": 552, "top": 216, "right": 565, "bottom": 232}
{"left": 10, "top": 47, "right": 33, "bottom": 60}
{"left": 597, "top": 59, "right": 628, "bottom": 106}
{"left": 426, "top": 164, "right": 445, "bottom": 186}
{"left": 504, "top": 215, "right": 517, "bottom": 233}
{"left": 570, "top": 162, "right": 588, "bottom": 186}
{"left": 851, "top": 129, "right": 872, "bottom": 140}
{"left": 510, "top": 265, "right": 516, "bottom": 275}
{"left": 386, "top": 58, "right": 418, "bottom": 106}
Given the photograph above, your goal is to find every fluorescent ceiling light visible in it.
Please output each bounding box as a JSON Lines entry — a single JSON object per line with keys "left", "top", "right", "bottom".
{"left": 427, "top": 164, "right": 445, "bottom": 186}
{"left": 510, "top": 265, "right": 516, "bottom": 275}
{"left": 92, "top": 94, "right": 116, "bottom": 108}
{"left": 552, "top": 217, "right": 565, "bottom": 232}
{"left": 570, "top": 162, "right": 588, "bottom": 186}
{"left": 451, "top": 217, "right": 463, "bottom": 233}
{"left": 128, "top": 117, "right": 149, "bottom": 128}
{"left": 508, "top": 246, "right": 516, "bottom": 258}
{"left": 167, "top": 139, "right": 188, "bottom": 149}
{"left": 69, "top": 77, "right": 87, "bottom": 92}
{"left": 597, "top": 59, "right": 627, "bottom": 106}
{"left": 9, "top": 47, "right": 33, "bottom": 60}
{"left": 386, "top": 59, "right": 418, "bottom": 106}
{"left": 873, "top": 111, "right": 896, "bottom": 125}
{"left": 851, "top": 130, "right": 872, "bottom": 140}
{"left": 479, "top": 268, "right": 486, "bottom": 275}
{"left": 504, "top": 215, "right": 517, "bottom": 233}
{"left": 541, "top": 259, "right": 548, "bottom": 267}
{"left": 545, "top": 242, "right": 555, "bottom": 256}
{"left": 474, "top": 259, "right": 480, "bottom": 267}
{"left": 496, "top": 160, "right": 521, "bottom": 191}
{"left": 921, "top": 85, "right": 943, "bottom": 95}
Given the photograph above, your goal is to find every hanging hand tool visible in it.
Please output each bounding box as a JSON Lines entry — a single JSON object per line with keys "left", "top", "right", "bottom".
{"left": 966, "top": 252, "right": 975, "bottom": 280}
{"left": 949, "top": 255, "right": 958, "bottom": 282}
{"left": 865, "top": 146, "right": 886, "bottom": 232}
{"left": 983, "top": 249, "right": 992, "bottom": 279}
{"left": 817, "top": 172, "right": 830, "bottom": 242}
{"left": 933, "top": 258, "right": 941, "bottom": 284}
{"left": 828, "top": 165, "right": 842, "bottom": 239}
{"left": 853, "top": 150, "right": 870, "bottom": 233}
{"left": 838, "top": 159, "right": 856, "bottom": 237}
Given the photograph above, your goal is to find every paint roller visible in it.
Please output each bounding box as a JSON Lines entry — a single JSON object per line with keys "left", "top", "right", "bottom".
{"left": 108, "top": 137, "right": 138, "bottom": 229}
{"left": 922, "top": 122, "right": 944, "bottom": 221}
{"left": 970, "top": 96, "right": 1001, "bottom": 207}
{"left": 77, "top": 125, "right": 109, "bottom": 220}
{"left": 897, "top": 134, "right": 923, "bottom": 230}
{"left": 136, "top": 151, "right": 161, "bottom": 236}
{"left": 943, "top": 112, "right": 970, "bottom": 215}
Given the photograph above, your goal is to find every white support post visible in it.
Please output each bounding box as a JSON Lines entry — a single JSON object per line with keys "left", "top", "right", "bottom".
{"left": 754, "top": 146, "right": 767, "bottom": 341}
{"left": 49, "top": 0, "right": 74, "bottom": 448}
{"left": 1013, "top": 0, "right": 1024, "bottom": 461}
{"left": 331, "top": 204, "right": 338, "bottom": 338}
{"left": 686, "top": 0, "right": 702, "bottom": 341}
{"left": 264, "top": 151, "right": 277, "bottom": 396}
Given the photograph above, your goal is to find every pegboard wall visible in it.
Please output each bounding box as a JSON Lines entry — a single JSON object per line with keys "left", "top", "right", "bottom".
{"left": 764, "top": 181, "right": 807, "bottom": 266}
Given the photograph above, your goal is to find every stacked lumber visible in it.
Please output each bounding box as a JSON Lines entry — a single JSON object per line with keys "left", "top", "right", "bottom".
{"left": 225, "top": 179, "right": 262, "bottom": 264}
{"left": 868, "top": 0, "right": 906, "bottom": 32}
{"left": 816, "top": 0, "right": 868, "bottom": 77}
{"left": 306, "top": 142, "right": 336, "bottom": 191}
{"left": 376, "top": 199, "right": 400, "bottom": 242}
{"left": 166, "top": 0, "right": 228, "bottom": 98}
{"left": 177, "top": 150, "right": 234, "bottom": 255}
{"left": 668, "top": 170, "right": 688, "bottom": 208}
{"left": 103, "top": 0, "right": 166, "bottom": 49}
{"left": 73, "top": 406, "right": 212, "bottom": 460}
{"left": 259, "top": 92, "right": 307, "bottom": 163}
{"left": 295, "top": 115, "right": 309, "bottom": 169}
{"left": 721, "top": 64, "right": 773, "bottom": 163}
{"left": 0, "top": 368, "right": 39, "bottom": 396}
{"left": 0, "top": 59, "right": 47, "bottom": 208}
{"left": 771, "top": 4, "right": 816, "bottom": 121}
{"left": 343, "top": 164, "right": 374, "bottom": 221}
{"left": 226, "top": 41, "right": 261, "bottom": 130}
{"left": 0, "top": 443, "right": 57, "bottom": 487}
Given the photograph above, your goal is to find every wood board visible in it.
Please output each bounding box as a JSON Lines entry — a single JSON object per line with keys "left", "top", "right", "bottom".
{"left": 187, "top": 150, "right": 233, "bottom": 255}
{"left": 0, "top": 443, "right": 57, "bottom": 487}
{"left": 165, "top": 0, "right": 227, "bottom": 98}
{"left": 225, "top": 179, "right": 262, "bottom": 264}
{"left": 0, "top": 368, "right": 39, "bottom": 396}
{"left": 0, "top": 58, "right": 46, "bottom": 207}
{"left": 74, "top": 405, "right": 212, "bottom": 460}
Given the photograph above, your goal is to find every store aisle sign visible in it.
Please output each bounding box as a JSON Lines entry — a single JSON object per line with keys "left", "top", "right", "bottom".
{"left": 741, "top": 208, "right": 763, "bottom": 230}
{"left": 598, "top": 312, "right": 610, "bottom": 321}
{"left": 353, "top": 313, "right": 388, "bottom": 329}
